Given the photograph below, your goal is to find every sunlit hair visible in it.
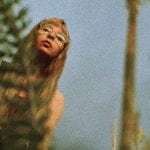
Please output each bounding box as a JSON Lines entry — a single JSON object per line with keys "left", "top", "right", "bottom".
{"left": 0, "top": 18, "right": 70, "bottom": 148}
{"left": 14, "top": 18, "right": 70, "bottom": 78}
{"left": 13, "top": 18, "right": 71, "bottom": 116}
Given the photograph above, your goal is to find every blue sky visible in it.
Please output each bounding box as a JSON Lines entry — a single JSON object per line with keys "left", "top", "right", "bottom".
{"left": 21, "top": 1, "right": 150, "bottom": 149}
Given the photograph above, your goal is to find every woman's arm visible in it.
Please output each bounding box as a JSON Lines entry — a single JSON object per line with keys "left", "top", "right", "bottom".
{"left": 45, "top": 89, "right": 65, "bottom": 130}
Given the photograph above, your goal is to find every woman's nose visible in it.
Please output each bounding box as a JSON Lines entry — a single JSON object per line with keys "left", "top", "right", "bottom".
{"left": 47, "top": 33, "right": 55, "bottom": 41}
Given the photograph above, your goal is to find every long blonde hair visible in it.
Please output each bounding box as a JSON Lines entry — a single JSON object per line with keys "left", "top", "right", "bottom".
{"left": 14, "top": 18, "right": 70, "bottom": 78}
{"left": 0, "top": 18, "right": 70, "bottom": 149}
{"left": 13, "top": 18, "right": 70, "bottom": 128}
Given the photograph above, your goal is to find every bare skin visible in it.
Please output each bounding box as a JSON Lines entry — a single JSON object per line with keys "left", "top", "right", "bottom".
{"left": 16, "top": 89, "right": 64, "bottom": 131}
{"left": 35, "top": 24, "right": 65, "bottom": 59}
{"left": 15, "top": 21, "right": 66, "bottom": 148}
{"left": 45, "top": 89, "right": 64, "bottom": 131}
{"left": 0, "top": 18, "right": 69, "bottom": 150}
{"left": 34, "top": 24, "right": 65, "bottom": 131}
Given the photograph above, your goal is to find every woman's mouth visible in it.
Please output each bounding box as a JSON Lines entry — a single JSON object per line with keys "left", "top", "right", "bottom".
{"left": 42, "top": 41, "right": 51, "bottom": 48}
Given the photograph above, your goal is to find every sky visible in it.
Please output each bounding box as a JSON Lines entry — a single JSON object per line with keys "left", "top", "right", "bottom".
{"left": 21, "top": 1, "right": 150, "bottom": 149}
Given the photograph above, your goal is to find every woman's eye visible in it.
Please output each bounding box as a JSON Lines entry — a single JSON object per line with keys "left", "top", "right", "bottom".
{"left": 57, "top": 34, "right": 66, "bottom": 43}
{"left": 42, "top": 28, "right": 50, "bottom": 32}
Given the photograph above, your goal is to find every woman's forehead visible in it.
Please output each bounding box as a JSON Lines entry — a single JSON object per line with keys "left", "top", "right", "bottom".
{"left": 50, "top": 24, "right": 64, "bottom": 33}
{"left": 38, "top": 19, "right": 68, "bottom": 35}
{"left": 39, "top": 19, "right": 64, "bottom": 27}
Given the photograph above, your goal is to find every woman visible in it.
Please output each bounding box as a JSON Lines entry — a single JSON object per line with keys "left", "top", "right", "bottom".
{"left": 0, "top": 18, "right": 70, "bottom": 150}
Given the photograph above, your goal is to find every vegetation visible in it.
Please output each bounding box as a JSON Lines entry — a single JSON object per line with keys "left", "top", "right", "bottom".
{"left": 119, "top": 0, "right": 138, "bottom": 149}
{"left": 119, "top": 0, "right": 150, "bottom": 149}
{"left": 0, "top": 0, "right": 30, "bottom": 60}
{"left": 0, "top": 0, "right": 150, "bottom": 149}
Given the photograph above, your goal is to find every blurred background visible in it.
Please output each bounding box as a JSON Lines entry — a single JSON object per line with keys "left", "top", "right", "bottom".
{"left": 1, "top": 0, "right": 150, "bottom": 149}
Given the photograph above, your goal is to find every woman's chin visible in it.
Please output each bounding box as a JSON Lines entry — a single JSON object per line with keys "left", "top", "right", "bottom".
{"left": 37, "top": 47, "right": 58, "bottom": 59}
{"left": 38, "top": 47, "right": 51, "bottom": 57}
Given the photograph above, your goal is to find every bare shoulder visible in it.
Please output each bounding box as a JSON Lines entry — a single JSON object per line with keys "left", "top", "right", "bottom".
{"left": 54, "top": 89, "right": 65, "bottom": 101}
{"left": 45, "top": 89, "right": 65, "bottom": 129}
{"left": 50, "top": 89, "right": 65, "bottom": 114}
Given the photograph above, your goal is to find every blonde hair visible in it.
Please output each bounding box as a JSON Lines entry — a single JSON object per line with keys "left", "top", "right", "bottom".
{"left": 13, "top": 17, "right": 70, "bottom": 134}
{"left": 14, "top": 18, "right": 70, "bottom": 77}
{"left": 0, "top": 18, "right": 70, "bottom": 149}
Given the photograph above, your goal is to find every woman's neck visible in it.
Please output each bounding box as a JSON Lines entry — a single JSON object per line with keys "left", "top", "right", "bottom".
{"left": 33, "top": 51, "right": 54, "bottom": 78}
{"left": 34, "top": 50, "right": 52, "bottom": 65}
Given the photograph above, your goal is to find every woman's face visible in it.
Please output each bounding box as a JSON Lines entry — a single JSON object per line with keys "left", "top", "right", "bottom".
{"left": 35, "top": 23, "right": 67, "bottom": 58}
